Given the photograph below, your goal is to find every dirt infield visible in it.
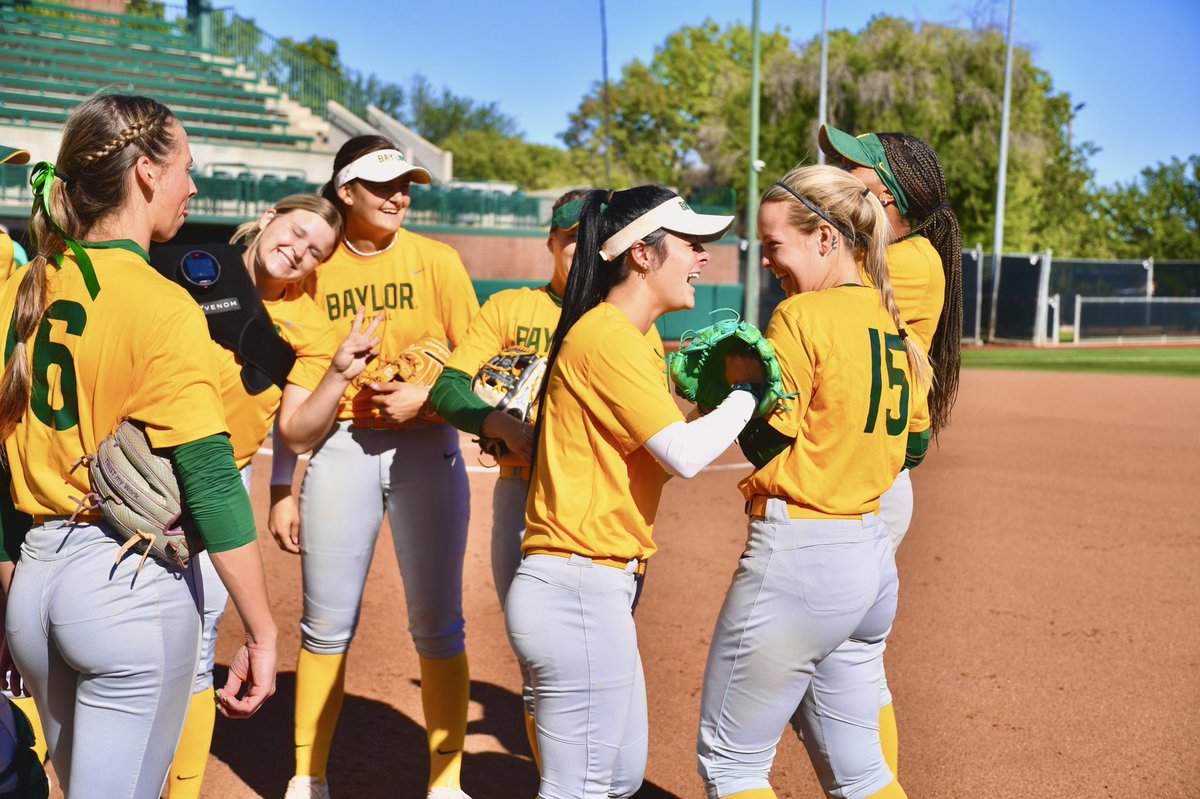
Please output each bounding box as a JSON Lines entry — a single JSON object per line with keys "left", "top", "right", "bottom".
{"left": 134, "top": 368, "right": 1198, "bottom": 797}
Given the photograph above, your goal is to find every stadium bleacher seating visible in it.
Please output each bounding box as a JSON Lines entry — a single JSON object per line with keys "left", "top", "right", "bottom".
{"left": 0, "top": 0, "right": 316, "bottom": 150}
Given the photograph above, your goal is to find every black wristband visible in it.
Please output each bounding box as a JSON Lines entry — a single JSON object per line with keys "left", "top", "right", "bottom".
{"left": 730, "top": 382, "right": 764, "bottom": 401}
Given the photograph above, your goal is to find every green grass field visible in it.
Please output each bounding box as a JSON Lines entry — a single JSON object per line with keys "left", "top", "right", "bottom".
{"left": 961, "top": 347, "right": 1200, "bottom": 377}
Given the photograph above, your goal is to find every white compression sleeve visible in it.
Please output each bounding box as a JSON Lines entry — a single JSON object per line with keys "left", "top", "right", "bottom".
{"left": 644, "top": 390, "right": 756, "bottom": 479}
{"left": 269, "top": 418, "right": 300, "bottom": 486}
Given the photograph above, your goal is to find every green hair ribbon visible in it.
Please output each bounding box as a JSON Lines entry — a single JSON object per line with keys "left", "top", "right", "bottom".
{"left": 29, "top": 162, "right": 101, "bottom": 300}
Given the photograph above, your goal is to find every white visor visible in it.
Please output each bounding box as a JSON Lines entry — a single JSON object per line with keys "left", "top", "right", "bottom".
{"left": 334, "top": 149, "right": 432, "bottom": 188}
{"left": 599, "top": 197, "right": 735, "bottom": 262}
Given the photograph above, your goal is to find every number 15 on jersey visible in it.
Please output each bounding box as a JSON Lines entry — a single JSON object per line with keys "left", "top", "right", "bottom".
{"left": 864, "top": 328, "right": 908, "bottom": 436}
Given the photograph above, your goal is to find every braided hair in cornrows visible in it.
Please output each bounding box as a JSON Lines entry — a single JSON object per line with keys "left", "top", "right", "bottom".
{"left": 878, "top": 133, "right": 963, "bottom": 437}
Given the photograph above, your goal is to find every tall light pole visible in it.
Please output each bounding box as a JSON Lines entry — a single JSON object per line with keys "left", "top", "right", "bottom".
{"left": 744, "top": 0, "right": 763, "bottom": 327}
{"left": 988, "top": 0, "right": 1016, "bottom": 341}
{"left": 600, "top": 0, "right": 612, "bottom": 185}
{"left": 817, "top": 0, "right": 829, "bottom": 164}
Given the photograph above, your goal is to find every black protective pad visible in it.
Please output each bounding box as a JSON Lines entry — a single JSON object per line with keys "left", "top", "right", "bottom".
{"left": 149, "top": 243, "right": 296, "bottom": 394}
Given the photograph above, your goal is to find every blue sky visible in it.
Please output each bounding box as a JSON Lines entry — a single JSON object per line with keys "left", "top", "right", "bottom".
{"left": 227, "top": 0, "right": 1199, "bottom": 187}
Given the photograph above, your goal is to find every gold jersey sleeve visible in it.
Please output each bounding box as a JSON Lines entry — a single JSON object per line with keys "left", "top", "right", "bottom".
{"left": 523, "top": 303, "right": 683, "bottom": 562}
{"left": 308, "top": 229, "right": 480, "bottom": 423}
{"left": 0, "top": 242, "right": 227, "bottom": 517}
{"left": 863, "top": 236, "right": 944, "bottom": 434}
{"left": 0, "top": 234, "right": 14, "bottom": 284}
{"left": 741, "top": 286, "right": 910, "bottom": 518}
{"left": 216, "top": 286, "right": 339, "bottom": 468}
{"left": 445, "top": 285, "right": 562, "bottom": 377}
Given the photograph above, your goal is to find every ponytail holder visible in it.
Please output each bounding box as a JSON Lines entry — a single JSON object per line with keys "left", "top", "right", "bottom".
{"left": 29, "top": 161, "right": 101, "bottom": 300}
{"left": 861, "top": 188, "right": 871, "bottom": 197}
{"left": 898, "top": 328, "right": 908, "bottom": 340}
{"left": 599, "top": 189, "right": 616, "bottom": 215}
{"left": 926, "top": 203, "right": 950, "bottom": 216}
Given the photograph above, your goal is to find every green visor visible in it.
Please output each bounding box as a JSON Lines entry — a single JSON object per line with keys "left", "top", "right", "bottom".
{"left": 550, "top": 198, "right": 584, "bottom": 231}
{"left": 818, "top": 125, "right": 908, "bottom": 216}
{"left": 0, "top": 145, "right": 31, "bottom": 165}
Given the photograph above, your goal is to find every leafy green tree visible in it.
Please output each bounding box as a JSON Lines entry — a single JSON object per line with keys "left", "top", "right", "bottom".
{"left": 1094, "top": 156, "right": 1200, "bottom": 260}
{"left": 562, "top": 20, "right": 790, "bottom": 186}
{"left": 441, "top": 129, "right": 587, "bottom": 190}
{"left": 406, "top": 75, "right": 518, "bottom": 144}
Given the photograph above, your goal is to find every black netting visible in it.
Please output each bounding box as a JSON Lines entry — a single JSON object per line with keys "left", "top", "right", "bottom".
{"left": 1076, "top": 299, "right": 1200, "bottom": 340}
{"left": 992, "top": 254, "right": 1045, "bottom": 342}
{"left": 962, "top": 249, "right": 983, "bottom": 341}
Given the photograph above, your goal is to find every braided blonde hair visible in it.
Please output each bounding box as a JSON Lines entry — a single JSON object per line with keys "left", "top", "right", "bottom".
{"left": 0, "top": 94, "right": 178, "bottom": 440}
{"left": 762, "top": 165, "right": 933, "bottom": 390}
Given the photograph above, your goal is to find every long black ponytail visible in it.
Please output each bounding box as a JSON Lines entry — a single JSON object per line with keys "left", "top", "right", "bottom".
{"left": 530, "top": 184, "right": 678, "bottom": 461}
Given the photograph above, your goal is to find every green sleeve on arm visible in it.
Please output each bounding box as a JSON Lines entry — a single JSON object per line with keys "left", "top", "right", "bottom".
{"left": 904, "top": 429, "right": 931, "bottom": 471}
{"left": 0, "top": 465, "right": 32, "bottom": 564}
{"left": 172, "top": 435, "right": 257, "bottom": 554}
{"left": 431, "top": 367, "right": 494, "bottom": 437}
{"left": 738, "top": 418, "right": 793, "bottom": 470}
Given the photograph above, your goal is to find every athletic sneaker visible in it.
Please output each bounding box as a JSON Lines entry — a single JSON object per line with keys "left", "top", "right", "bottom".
{"left": 284, "top": 775, "right": 331, "bottom": 799}
{"left": 426, "top": 789, "right": 473, "bottom": 799}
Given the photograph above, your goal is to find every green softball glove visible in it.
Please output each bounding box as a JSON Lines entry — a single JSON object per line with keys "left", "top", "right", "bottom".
{"left": 667, "top": 318, "right": 788, "bottom": 419}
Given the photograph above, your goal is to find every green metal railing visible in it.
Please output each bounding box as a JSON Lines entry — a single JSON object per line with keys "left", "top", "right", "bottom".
{"left": 205, "top": 5, "right": 360, "bottom": 119}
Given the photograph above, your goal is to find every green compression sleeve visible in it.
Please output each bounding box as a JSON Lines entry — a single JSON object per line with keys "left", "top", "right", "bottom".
{"left": 904, "top": 429, "right": 931, "bottom": 470}
{"left": 172, "top": 434, "right": 256, "bottom": 553}
{"left": 738, "top": 417, "right": 793, "bottom": 470}
{"left": 431, "top": 367, "right": 494, "bottom": 437}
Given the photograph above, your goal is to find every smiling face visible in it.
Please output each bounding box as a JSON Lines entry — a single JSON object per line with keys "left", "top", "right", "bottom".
{"left": 758, "top": 200, "right": 832, "bottom": 296}
{"left": 252, "top": 208, "right": 339, "bottom": 283}
{"left": 338, "top": 174, "right": 413, "bottom": 235}
{"left": 640, "top": 231, "right": 709, "bottom": 312}
{"left": 148, "top": 119, "right": 197, "bottom": 242}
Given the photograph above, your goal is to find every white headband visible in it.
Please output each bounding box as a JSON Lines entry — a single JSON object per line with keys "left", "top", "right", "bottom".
{"left": 599, "top": 197, "right": 735, "bottom": 262}
{"left": 334, "top": 149, "right": 432, "bottom": 188}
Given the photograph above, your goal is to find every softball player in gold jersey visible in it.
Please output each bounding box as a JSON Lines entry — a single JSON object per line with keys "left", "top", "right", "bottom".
{"left": 433, "top": 189, "right": 588, "bottom": 600}
{"left": 696, "top": 165, "right": 929, "bottom": 799}
{"left": 281, "top": 136, "right": 479, "bottom": 799}
{"left": 819, "top": 126, "right": 964, "bottom": 776}
{"left": 168, "top": 195, "right": 384, "bottom": 798}
{"left": 0, "top": 94, "right": 276, "bottom": 798}
{"left": 432, "top": 189, "right": 671, "bottom": 776}
{"left": 0, "top": 145, "right": 31, "bottom": 285}
{"left": 506, "top": 186, "right": 758, "bottom": 799}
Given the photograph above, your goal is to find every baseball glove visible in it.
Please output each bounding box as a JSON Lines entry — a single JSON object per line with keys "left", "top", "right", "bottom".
{"left": 472, "top": 347, "right": 546, "bottom": 459}
{"left": 351, "top": 335, "right": 452, "bottom": 391}
{"left": 74, "top": 421, "right": 202, "bottom": 574}
{"left": 667, "top": 319, "right": 788, "bottom": 419}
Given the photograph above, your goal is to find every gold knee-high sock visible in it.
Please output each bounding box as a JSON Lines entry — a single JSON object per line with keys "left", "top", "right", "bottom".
{"left": 294, "top": 649, "right": 347, "bottom": 780}
{"left": 166, "top": 688, "right": 217, "bottom": 798}
{"left": 721, "top": 790, "right": 777, "bottom": 799}
{"left": 864, "top": 778, "right": 907, "bottom": 799}
{"left": 9, "top": 697, "right": 46, "bottom": 763}
{"left": 522, "top": 707, "right": 541, "bottom": 772}
{"left": 879, "top": 702, "right": 899, "bottom": 778}
{"left": 420, "top": 651, "right": 470, "bottom": 790}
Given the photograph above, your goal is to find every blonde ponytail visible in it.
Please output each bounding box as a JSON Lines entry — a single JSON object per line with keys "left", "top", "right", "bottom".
{"left": 762, "top": 164, "right": 933, "bottom": 391}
